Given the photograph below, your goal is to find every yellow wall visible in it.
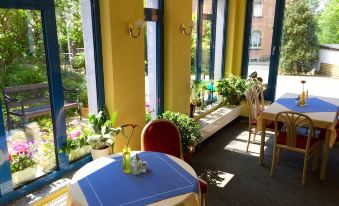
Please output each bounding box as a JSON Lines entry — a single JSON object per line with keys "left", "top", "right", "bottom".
{"left": 99, "top": 0, "right": 248, "bottom": 152}
{"left": 163, "top": 0, "right": 192, "bottom": 115}
{"left": 224, "top": 0, "right": 247, "bottom": 77}
{"left": 100, "top": 0, "right": 145, "bottom": 152}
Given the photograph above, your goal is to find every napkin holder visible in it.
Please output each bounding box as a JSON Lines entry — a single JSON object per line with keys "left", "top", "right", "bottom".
{"left": 131, "top": 154, "right": 147, "bottom": 175}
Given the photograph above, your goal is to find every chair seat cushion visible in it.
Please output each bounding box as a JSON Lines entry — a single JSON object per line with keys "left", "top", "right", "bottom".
{"left": 277, "top": 132, "right": 319, "bottom": 149}
{"left": 198, "top": 178, "right": 207, "bottom": 193}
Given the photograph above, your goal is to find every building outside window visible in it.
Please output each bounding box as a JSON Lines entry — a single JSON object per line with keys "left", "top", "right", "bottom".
{"left": 253, "top": 0, "right": 263, "bottom": 17}
{"left": 250, "top": 30, "right": 262, "bottom": 48}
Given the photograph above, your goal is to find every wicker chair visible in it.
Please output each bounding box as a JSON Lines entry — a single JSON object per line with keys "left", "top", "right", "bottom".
{"left": 141, "top": 119, "right": 208, "bottom": 206}
{"left": 270, "top": 111, "right": 322, "bottom": 185}
{"left": 245, "top": 90, "right": 276, "bottom": 152}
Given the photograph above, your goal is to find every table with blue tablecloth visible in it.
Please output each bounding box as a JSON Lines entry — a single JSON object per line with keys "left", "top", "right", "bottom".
{"left": 67, "top": 152, "right": 200, "bottom": 206}
{"left": 258, "top": 93, "right": 339, "bottom": 180}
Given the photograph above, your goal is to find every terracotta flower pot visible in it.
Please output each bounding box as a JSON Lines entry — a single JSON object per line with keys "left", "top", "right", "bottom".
{"left": 81, "top": 107, "right": 89, "bottom": 118}
{"left": 183, "top": 146, "right": 195, "bottom": 163}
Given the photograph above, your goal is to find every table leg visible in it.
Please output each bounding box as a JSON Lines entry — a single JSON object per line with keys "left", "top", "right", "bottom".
{"left": 320, "top": 129, "right": 331, "bottom": 180}
{"left": 259, "top": 119, "right": 266, "bottom": 165}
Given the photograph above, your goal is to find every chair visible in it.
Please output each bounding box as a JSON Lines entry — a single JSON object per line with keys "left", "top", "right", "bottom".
{"left": 245, "top": 90, "right": 276, "bottom": 152}
{"left": 270, "top": 111, "right": 322, "bottom": 185}
{"left": 141, "top": 119, "right": 208, "bottom": 206}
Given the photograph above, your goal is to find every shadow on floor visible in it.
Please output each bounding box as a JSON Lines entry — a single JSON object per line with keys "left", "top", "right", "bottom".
{"left": 191, "top": 117, "right": 339, "bottom": 206}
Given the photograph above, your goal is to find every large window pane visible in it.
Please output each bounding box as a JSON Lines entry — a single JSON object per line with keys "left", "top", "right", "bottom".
{"left": 248, "top": 0, "right": 276, "bottom": 84}
{"left": 0, "top": 9, "right": 56, "bottom": 188}
{"left": 55, "top": 0, "right": 96, "bottom": 162}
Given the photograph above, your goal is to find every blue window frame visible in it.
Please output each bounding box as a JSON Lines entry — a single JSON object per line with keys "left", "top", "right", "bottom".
{"left": 0, "top": 0, "right": 104, "bottom": 204}
{"left": 241, "top": 0, "right": 285, "bottom": 101}
{"left": 144, "top": 0, "right": 164, "bottom": 116}
{"left": 195, "top": 0, "right": 228, "bottom": 81}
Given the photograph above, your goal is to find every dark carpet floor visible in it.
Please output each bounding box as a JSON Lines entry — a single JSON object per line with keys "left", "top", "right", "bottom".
{"left": 191, "top": 117, "right": 339, "bottom": 206}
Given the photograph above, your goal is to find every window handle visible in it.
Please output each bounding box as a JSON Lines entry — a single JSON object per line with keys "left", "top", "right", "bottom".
{"left": 272, "top": 46, "right": 276, "bottom": 56}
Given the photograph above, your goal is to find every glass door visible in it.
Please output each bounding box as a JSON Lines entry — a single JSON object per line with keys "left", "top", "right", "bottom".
{"left": 242, "top": 0, "right": 285, "bottom": 101}
{"left": 0, "top": 0, "right": 65, "bottom": 195}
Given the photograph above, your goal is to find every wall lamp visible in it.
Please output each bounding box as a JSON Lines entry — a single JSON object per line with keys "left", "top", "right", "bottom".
{"left": 180, "top": 22, "right": 194, "bottom": 36}
{"left": 126, "top": 19, "right": 145, "bottom": 39}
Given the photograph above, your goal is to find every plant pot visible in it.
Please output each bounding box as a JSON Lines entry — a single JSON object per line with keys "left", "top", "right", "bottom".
{"left": 91, "top": 147, "right": 111, "bottom": 160}
{"left": 183, "top": 146, "right": 195, "bottom": 163}
{"left": 81, "top": 107, "right": 89, "bottom": 118}
{"left": 190, "top": 103, "right": 196, "bottom": 117}
{"left": 12, "top": 166, "right": 37, "bottom": 187}
{"left": 229, "top": 94, "right": 240, "bottom": 105}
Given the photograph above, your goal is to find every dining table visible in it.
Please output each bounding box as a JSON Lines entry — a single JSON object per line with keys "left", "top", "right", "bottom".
{"left": 259, "top": 93, "right": 339, "bottom": 180}
{"left": 67, "top": 151, "right": 201, "bottom": 206}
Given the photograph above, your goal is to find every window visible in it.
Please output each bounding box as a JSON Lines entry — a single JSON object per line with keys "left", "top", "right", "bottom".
{"left": 191, "top": 0, "right": 228, "bottom": 111}
{"left": 251, "top": 30, "right": 262, "bottom": 48}
{"left": 0, "top": 0, "right": 104, "bottom": 202}
{"left": 253, "top": 0, "right": 263, "bottom": 17}
{"left": 144, "top": 0, "right": 163, "bottom": 120}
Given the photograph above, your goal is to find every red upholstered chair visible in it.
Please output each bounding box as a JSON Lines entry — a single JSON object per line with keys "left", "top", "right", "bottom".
{"left": 270, "top": 111, "right": 322, "bottom": 185}
{"left": 141, "top": 119, "right": 208, "bottom": 206}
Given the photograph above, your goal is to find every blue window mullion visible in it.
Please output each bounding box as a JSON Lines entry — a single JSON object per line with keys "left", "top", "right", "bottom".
{"left": 41, "top": 5, "right": 69, "bottom": 170}
{"left": 0, "top": 103, "right": 13, "bottom": 197}
{"left": 209, "top": 0, "right": 218, "bottom": 80}
{"left": 196, "top": 0, "right": 203, "bottom": 81}
{"left": 156, "top": 0, "right": 164, "bottom": 115}
{"left": 221, "top": 0, "right": 229, "bottom": 78}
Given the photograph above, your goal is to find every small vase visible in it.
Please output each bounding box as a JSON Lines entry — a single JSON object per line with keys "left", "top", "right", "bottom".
{"left": 122, "top": 145, "right": 131, "bottom": 173}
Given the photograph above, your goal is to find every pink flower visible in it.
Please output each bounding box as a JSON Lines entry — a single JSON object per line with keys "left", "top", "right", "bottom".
{"left": 8, "top": 154, "right": 12, "bottom": 162}
{"left": 69, "top": 130, "right": 81, "bottom": 139}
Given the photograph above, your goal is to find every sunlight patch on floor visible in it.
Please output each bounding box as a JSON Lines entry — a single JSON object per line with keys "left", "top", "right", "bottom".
{"left": 215, "top": 172, "right": 234, "bottom": 188}
{"left": 224, "top": 131, "right": 272, "bottom": 157}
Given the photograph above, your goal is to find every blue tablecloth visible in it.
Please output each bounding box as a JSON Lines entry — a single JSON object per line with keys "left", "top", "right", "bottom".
{"left": 276, "top": 97, "right": 339, "bottom": 113}
{"left": 77, "top": 152, "right": 199, "bottom": 206}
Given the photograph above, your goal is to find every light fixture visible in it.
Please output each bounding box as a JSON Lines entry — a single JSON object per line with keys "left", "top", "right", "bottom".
{"left": 180, "top": 22, "right": 194, "bottom": 36}
{"left": 126, "top": 19, "right": 146, "bottom": 39}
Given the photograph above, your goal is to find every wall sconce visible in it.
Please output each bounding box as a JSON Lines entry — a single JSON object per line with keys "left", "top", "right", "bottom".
{"left": 180, "top": 22, "right": 194, "bottom": 36}
{"left": 126, "top": 19, "right": 145, "bottom": 39}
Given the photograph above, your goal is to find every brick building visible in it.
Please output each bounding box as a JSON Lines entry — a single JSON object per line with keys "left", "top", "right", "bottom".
{"left": 249, "top": 0, "right": 276, "bottom": 62}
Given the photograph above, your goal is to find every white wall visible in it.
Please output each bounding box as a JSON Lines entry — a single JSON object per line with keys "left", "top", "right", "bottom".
{"left": 317, "top": 48, "right": 339, "bottom": 71}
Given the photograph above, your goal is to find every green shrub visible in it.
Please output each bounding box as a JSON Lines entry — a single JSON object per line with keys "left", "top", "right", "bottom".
{"left": 159, "top": 111, "right": 202, "bottom": 155}
{"left": 72, "top": 52, "right": 86, "bottom": 73}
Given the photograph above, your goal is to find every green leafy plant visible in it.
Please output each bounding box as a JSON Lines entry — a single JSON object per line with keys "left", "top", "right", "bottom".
{"left": 216, "top": 75, "right": 247, "bottom": 105}
{"left": 8, "top": 141, "right": 36, "bottom": 173}
{"left": 160, "top": 111, "right": 202, "bottom": 155}
{"left": 87, "top": 111, "right": 121, "bottom": 150}
{"left": 190, "top": 80, "right": 204, "bottom": 106}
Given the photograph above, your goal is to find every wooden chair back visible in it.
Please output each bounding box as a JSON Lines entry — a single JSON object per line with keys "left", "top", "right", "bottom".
{"left": 245, "top": 90, "right": 260, "bottom": 122}
{"left": 252, "top": 84, "right": 265, "bottom": 113}
{"left": 274, "top": 111, "right": 314, "bottom": 150}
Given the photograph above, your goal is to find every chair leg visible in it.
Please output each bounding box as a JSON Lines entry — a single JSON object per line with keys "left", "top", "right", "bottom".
{"left": 246, "top": 127, "right": 252, "bottom": 152}
{"left": 276, "top": 148, "right": 281, "bottom": 163}
{"left": 302, "top": 153, "right": 308, "bottom": 185}
{"left": 201, "top": 193, "right": 207, "bottom": 206}
{"left": 252, "top": 127, "right": 257, "bottom": 142}
{"left": 270, "top": 146, "right": 277, "bottom": 177}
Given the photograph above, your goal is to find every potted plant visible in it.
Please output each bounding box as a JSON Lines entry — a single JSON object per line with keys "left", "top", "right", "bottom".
{"left": 87, "top": 111, "right": 122, "bottom": 160}
{"left": 8, "top": 141, "right": 37, "bottom": 187}
{"left": 160, "top": 111, "right": 202, "bottom": 163}
{"left": 190, "top": 80, "right": 204, "bottom": 117}
{"left": 216, "top": 75, "right": 247, "bottom": 105}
